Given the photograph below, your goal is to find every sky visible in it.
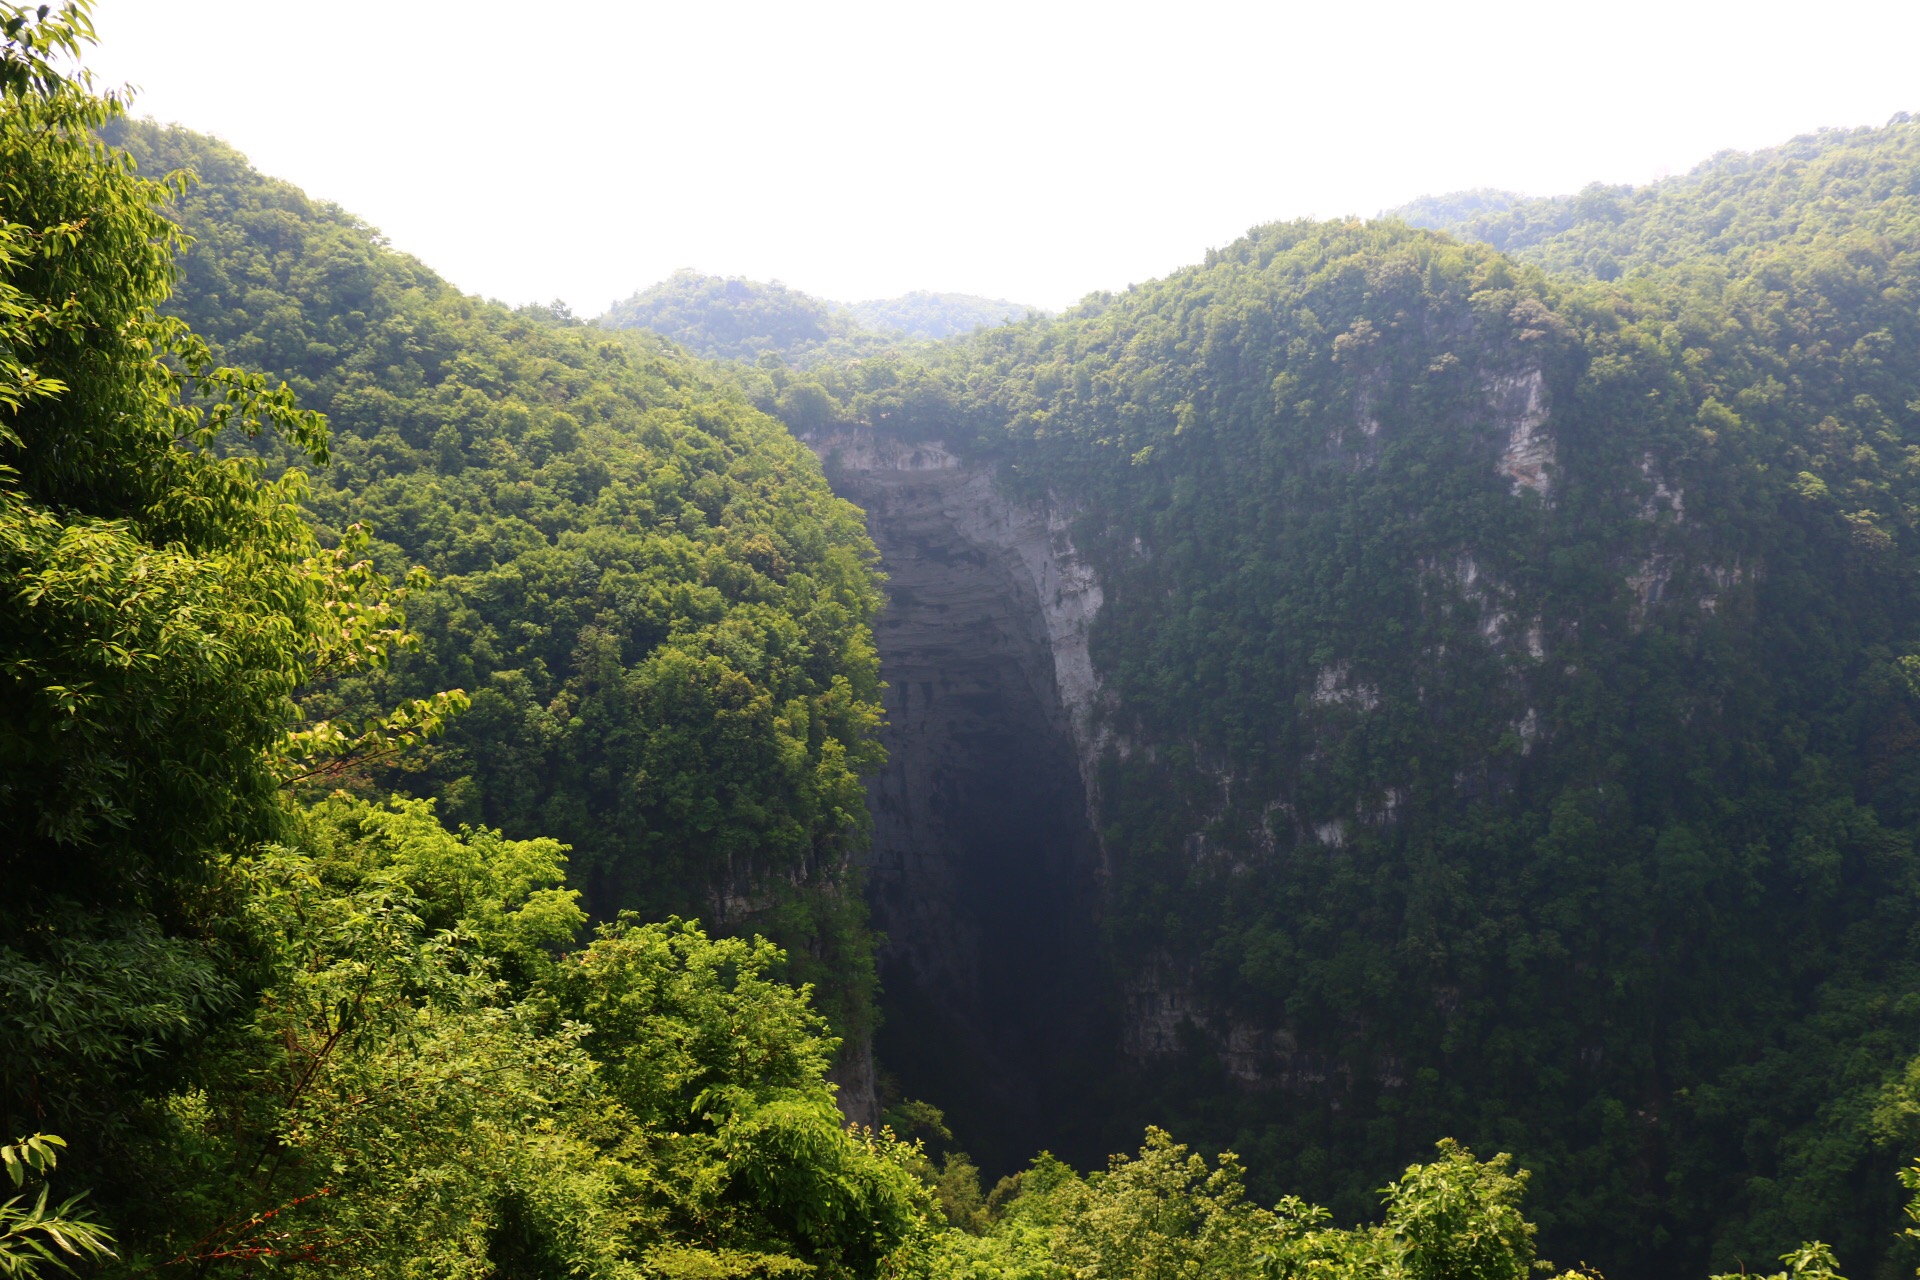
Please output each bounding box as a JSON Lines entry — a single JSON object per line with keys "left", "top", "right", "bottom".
{"left": 88, "top": 0, "right": 1920, "bottom": 316}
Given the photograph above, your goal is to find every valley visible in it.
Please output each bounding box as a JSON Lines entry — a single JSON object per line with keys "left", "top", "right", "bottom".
{"left": 6, "top": 4, "right": 1920, "bottom": 1276}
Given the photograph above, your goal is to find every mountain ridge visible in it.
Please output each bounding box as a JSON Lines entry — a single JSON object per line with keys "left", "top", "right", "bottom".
{"left": 1385, "top": 110, "right": 1920, "bottom": 279}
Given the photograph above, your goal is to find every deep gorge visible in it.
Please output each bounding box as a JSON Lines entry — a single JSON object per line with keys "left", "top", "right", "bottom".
{"left": 809, "top": 430, "right": 1117, "bottom": 1174}
{"left": 15, "top": 61, "right": 1920, "bottom": 1273}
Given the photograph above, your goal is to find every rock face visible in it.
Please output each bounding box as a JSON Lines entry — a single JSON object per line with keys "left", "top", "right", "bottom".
{"left": 805, "top": 429, "right": 1114, "bottom": 1173}
{"left": 1487, "top": 366, "right": 1553, "bottom": 495}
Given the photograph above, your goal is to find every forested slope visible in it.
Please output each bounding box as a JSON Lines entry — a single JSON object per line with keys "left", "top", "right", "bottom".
{"left": 101, "top": 121, "right": 891, "bottom": 1035}
{"left": 1393, "top": 112, "right": 1920, "bottom": 279}
{"left": 779, "top": 114, "right": 1920, "bottom": 1274}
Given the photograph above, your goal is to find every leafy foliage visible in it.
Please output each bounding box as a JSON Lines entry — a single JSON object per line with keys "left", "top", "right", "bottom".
{"left": 1706, "top": 1244, "right": 1847, "bottom": 1280}
{"left": 0, "top": 1133, "right": 115, "bottom": 1279}
{"left": 0, "top": 0, "right": 427, "bottom": 1170}
{"left": 913, "top": 1131, "right": 1556, "bottom": 1280}
{"left": 110, "top": 798, "right": 930, "bottom": 1280}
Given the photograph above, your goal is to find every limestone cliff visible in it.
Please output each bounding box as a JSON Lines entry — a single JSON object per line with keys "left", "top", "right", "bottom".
{"left": 803, "top": 428, "right": 1114, "bottom": 1170}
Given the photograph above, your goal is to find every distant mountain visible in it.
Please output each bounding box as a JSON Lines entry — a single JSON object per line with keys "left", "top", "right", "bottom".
{"left": 846, "top": 291, "right": 1043, "bottom": 341}
{"left": 1384, "top": 187, "right": 1526, "bottom": 231}
{"left": 600, "top": 271, "right": 1041, "bottom": 363}
{"left": 599, "top": 269, "right": 872, "bottom": 363}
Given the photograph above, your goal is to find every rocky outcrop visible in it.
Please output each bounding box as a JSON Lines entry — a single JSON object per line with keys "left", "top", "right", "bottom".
{"left": 809, "top": 432, "right": 1110, "bottom": 802}
{"left": 1487, "top": 367, "right": 1552, "bottom": 495}
{"left": 826, "top": 1034, "right": 880, "bottom": 1129}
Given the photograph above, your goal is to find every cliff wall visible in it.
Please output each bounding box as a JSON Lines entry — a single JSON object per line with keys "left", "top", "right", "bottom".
{"left": 804, "top": 429, "right": 1114, "bottom": 1171}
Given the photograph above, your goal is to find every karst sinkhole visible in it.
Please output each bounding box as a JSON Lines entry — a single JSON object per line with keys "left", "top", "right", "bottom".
{"left": 820, "top": 444, "right": 1117, "bottom": 1177}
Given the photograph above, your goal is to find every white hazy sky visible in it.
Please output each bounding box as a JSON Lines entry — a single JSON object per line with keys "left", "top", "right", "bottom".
{"left": 89, "top": 0, "right": 1920, "bottom": 315}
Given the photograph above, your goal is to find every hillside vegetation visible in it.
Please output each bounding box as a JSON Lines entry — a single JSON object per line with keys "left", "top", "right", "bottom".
{"left": 9, "top": 3, "right": 1920, "bottom": 1278}
{"left": 99, "top": 120, "right": 891, "bottom": 1037}
{"left": 772, "top": 114, "right": 1920, "bottom": 1273}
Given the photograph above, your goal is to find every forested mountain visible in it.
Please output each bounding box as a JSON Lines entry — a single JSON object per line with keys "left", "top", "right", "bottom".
{"left": 91, "top": 121, "right": 894, "bottom": 1049}
{"left": 601, "top": 271, "right": 1038, "bottom": 362}
{"left": 1391, "top": 113, "right": 1920, "bottom": 279}
{"left": 601, "top": 269, "right": 879, "bottom": 364}
{"left": 766, "top": 112, "right": 1920, "bottom": 1274}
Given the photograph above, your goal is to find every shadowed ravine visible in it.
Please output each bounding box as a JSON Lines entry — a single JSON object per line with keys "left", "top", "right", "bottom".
{"left": 812, "top": 433, "right": 1116, "bottom": 1176}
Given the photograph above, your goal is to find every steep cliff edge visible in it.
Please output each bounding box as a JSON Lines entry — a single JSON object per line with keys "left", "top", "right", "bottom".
{"left": 804, "top": 429, "right": 1115, "bottom": 1171}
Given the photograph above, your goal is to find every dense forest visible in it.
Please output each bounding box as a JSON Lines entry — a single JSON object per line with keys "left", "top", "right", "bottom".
{"left": 747, "top": 116, "right": 1920, "bottom": 1273}
{"left": 93, "top": 120, "right": 892, "bottom": 1045}
{"left": 9, "top": 2, "right": 1920, "bottom": 1277}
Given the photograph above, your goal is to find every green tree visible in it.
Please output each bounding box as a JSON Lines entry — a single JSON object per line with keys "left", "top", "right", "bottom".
{"left": 121, "top": 800, "right": 928, "bottom": 1280}
{"left": 1381, "top": 1140, "right": 1537, "bottom": 1280}
{"left": 0, "top": 0, "right": 441, "bottom": 1166}
{"left": 546, "top": 916, "right": 929, "bottom": 1279}
{"left": 912, "top": 1133, "right": 1550, "bottom": 1280}
{"left": 1707, "top": 1244, "right": 1847, "bottom": 1280}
